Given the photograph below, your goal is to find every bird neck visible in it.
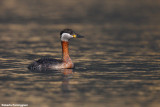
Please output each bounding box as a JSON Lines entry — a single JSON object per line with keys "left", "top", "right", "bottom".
{"left": 61, "top": 41, "right": 71, "bottom": 62}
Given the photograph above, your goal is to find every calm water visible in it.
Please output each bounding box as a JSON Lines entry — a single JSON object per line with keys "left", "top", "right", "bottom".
{"left": 1, "top": 1, "right": 160, "bottom": 107}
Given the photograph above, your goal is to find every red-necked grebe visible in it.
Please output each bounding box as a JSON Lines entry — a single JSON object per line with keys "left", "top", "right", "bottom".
{"left": 28, "top": 29, "right": 84, "bottom": 71}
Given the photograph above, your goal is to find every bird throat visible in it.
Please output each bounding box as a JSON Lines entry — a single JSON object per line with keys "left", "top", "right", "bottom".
{"left": 61, "top": 41, "right": 71, "bottom": 62}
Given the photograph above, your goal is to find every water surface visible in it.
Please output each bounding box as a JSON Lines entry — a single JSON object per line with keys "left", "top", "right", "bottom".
{"left": 0, "top": 0, "right": 160, "bottom": 107}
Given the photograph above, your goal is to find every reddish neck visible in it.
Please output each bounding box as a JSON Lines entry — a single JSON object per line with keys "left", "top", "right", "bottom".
{"left": 61, "top": 41, "right": 71, "bottom": 62}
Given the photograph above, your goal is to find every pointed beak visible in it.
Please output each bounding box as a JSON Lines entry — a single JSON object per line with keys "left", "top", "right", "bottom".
{"left": 73, "top": 34, "right": 84, "bottom": 38}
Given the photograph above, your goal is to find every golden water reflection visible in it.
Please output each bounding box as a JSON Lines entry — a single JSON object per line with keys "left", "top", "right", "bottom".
{"left": 1, "top": 0, "right": 160, "bottom": 107}
{"left": 0, "top": 23, "right": 160, "bottom": 107}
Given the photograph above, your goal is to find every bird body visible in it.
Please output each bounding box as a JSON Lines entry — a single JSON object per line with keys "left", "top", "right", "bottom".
{"left": 28, "top": 29, "right": 83, "bottom": 71}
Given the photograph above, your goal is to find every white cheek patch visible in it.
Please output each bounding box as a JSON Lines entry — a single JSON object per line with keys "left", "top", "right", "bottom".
{"left": 61, "top": 33, "right": 73, "bottom": 41}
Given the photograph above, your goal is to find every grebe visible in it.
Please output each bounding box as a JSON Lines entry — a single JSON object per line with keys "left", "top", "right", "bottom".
{"left": 28, "top": 29, "right": 84, "bottom": 71}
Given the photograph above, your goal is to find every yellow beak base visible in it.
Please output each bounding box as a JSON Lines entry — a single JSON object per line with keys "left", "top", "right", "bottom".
{"left": 73, "top": 34, "right": 77, "bottom": 38}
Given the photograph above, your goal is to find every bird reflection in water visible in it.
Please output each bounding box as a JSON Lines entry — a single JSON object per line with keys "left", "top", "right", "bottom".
{"left": 29, "top": 69, "right": 73, "bottom": 93}
{"left": 60, "top": 69, "right": 73, "bottom": 93}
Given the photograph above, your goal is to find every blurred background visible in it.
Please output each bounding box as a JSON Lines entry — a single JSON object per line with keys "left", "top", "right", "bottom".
{"left": 0, "top": 0, "right": 160, "bottom": 27}
{"left": 0, "top": 0, "right": 160, "bottom": 107}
